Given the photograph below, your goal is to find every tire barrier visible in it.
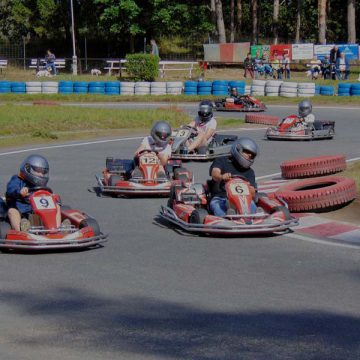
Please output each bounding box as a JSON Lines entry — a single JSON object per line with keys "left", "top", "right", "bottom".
{"left": 135, "top": 81, "right": 151, "bottom": 95}
{"left": 297, "top": 82, "right": 315, "bottom": 97}
{"left": 150, "top": 82, "right": 167, "bottom": 95}
{"left": 105, "top": 81, "right": 120, "bottom": 95}
{"left": 197, "top": 81, "right": 212, "bottom": 96}
{"left": 265, "top": 80, "right": 282, "bottom": 97}
{"left": 12, "top": 81, "right": 26, "bottom": 94}
{"left": 184, "top": 81, "right": 197, "bottom": 95}
{"left": 73, "top": 81, "right": 88, "bottom": 94}
{"left": 229, "top": 80, "right": 245, "bottom": 95}
{"left": 166, "top": 81, "right": 183, "bottom": 95}
{"left": 120, "top": 82, "right": 135, "bottom": 95}
{"left": 251, "top": 80, "right": 266, "bottom": 96}
{"left": 315, "top": 84, "right": 321, "bottom": 95}
{"left": 280, "top": 82, "right": 298, "bottom": 98}
{"left": 338, "top": 83, "right": 351, "bottom": 97}
{"left": 320, "top": 85, "right": 334, "bottom": 96}
{"left": 245, "top": 85, "right": 251, "bottom": 95}
{"left": 0, "top": 81, "right": 11, "bottom": 93}
{"left": 350, "top": 83, "right": 360, "bottom": 96}
{"left": 275, "top": 176, "right": 357, "bottom": 212}
{"left": 245, "top": 113, "right": 279, "bottom": 126}
{"left": 42, "top": 81, "right": 59, "bottom": 94}
{"left": 212, "top": 80, "right": 229, "bottom": 96}
{"left": 59, "top": 81, "right": 73, "bottom": 94}
{"left": 88, "top": 81, "right": 105, "bottom": 94}
{"left": 25, "top": 81, "right": 42, "bottom": 94}
{"left": 280, "top": 155, "right": 347, "bottom": 179}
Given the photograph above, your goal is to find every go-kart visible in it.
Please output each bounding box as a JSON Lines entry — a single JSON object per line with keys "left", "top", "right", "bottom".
{"left": 214, "top": 95, "right": 266, "bottom": 112}
{"left": 96, "top": 150, "right": 192, "bottom": 196}
{"left": 159, "top": 176, "right": 298, "bottom": 236}
{"left": 266, "top": 114, "right": 335, "bottom": 140}
{"left": 0, "top": 187, "right": 107, "bottom": 251}
{"left": 171, "top": 125, "right": 238, "bottom": 161}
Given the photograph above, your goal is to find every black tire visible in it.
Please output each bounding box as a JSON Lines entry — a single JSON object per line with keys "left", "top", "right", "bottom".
{"left": 80, "top": 218, "right": 101, "bottom": 236}
{"left": 189, "top": 208, "right": 208, "bottom": 224}
{"left": 0, "top": 221, "right": 11, "bottom": 239}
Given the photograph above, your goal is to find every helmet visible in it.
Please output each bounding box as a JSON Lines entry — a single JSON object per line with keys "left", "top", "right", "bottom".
{"left": 20, "top": 154, "right": 49, "bottom": 187}
{"left": 150, "top": 121, "right": 172, "bottom": 147}
{"left": 230, "top": 137, "right": 258, "bottom": 169}
{"left": 230, "top": 87, "right": 238, "bottom": 97}
{"left": 298, "top": 99, "right": 312, "bottom": 117}
{"left": 198, "top": 100, "right": 213, "bottom": 123}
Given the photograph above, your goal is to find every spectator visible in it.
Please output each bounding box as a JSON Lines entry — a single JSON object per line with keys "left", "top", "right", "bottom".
{"left": 320, "top": 56, "right": 331, "bottom": 80}
{"left": 272, "top": 52, "right": 281, "bottom": 79}
{"left": 150, "top": 39, "right": 159, "bottom": 57}
{"left": 335, "top": 52, "right": 350, "bottom": 80}
{"left": 329, "top": 46, "right": 341, "bottom": 79}
{"left": 253, "top": 51, "right": 263, "bottom": 79}
{"left": 282, "top": 53, "right": 291, "bottom": 79}
{"left": 262, "top": 56, "right": 274, "bottom": 79}
{"left": 45, "top": 49, "right": 56, "bottom": 75}
{"left": 307, "top": 57, "right": 322, "bottom": 80}
{"left": 243, "top": 53, "right": 254, "bottom": 79}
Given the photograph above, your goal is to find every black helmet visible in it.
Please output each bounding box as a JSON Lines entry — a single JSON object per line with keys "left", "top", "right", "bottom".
{"left": 230, "top": 138, "right": 258, "bottom": 169}
{"left": 298, "top": 99, "right": 312, "bottom": 117}
{"left": 20, "top": 154, "right": 49, "bottom": 187}
{"left": 150, "top": 120, "right": 172, "bottom": 147}
{"left": 198, "top": 100, "right": 213, "bottom": 123}
{"left": 230, "top": 87, "right": 238, "bottom": 96}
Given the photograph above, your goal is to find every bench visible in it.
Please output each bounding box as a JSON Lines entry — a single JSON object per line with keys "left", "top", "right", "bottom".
{"left": 0, "top": 59, "right": 8, "bottom": 73}
{"left": 159, "top": 61, "right": 198, "bottom": 78}
{"left": 104, "top": 59, "right": 127, "bottom": 76}
{"left": 29, "top": 58, "right": 66, "bottom": 72}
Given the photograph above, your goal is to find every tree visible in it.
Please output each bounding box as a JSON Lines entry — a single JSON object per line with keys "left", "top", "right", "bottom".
{"left": 236, "top": 0, "right": 242, "bottom": 39}
{"left": 251, "top": 0, "right": 258, "bottom": 44}
{"left": 347, "top": 0, "right": 356, "bottom": 43}
{"left": 318, "top": 0, "right": 327, "bottom": 44}
{"left": 215, "top": 0, "right": 226, "bottom": 43}
{"left": 230, "top": 0, "right": 235, "bottom": 42}
{"left": 295, "top": 0, "right": 303, "bottom": 43}
{"left": 273, "top": 0, "right": 279, "bottom": 44}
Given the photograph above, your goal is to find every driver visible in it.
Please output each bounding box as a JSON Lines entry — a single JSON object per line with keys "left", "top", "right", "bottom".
{"left": 209, "top": 138, "right": 258, "bottom": 217}
{"left": 6, "top": 154, "right": 50, "bottom": 231}
{"left": 185, "top": 100, "right": 217, "bottom": 153}
{"left": 297, "top": 99, "right": 315, "bottom": 129}
{"left": 134, "top": 120, "right": 172, "bottom": 177}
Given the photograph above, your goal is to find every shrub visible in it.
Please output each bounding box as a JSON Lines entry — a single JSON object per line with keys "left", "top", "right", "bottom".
{"left": 125, "top": 53, "right": 160, "bottom": 81}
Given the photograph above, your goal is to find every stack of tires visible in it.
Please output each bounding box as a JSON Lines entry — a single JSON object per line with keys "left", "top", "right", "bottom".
{"left": 120, "top": 82, "right": 135, "bottom": 95}
{"left": 265, "top": 80, "right": 282, "bottom": 96}
{"left": 25, "top": 81, "right": 42, "bottom": 94}
{"left": 350, "top": 83, "right": 360, "bottom": 96}
{"left": 59, "top": 81, "right": 73, "bottom": 94}
{"left": 88, "top": 82, "right": 105, "bottom": 95}
{"left": 150, "top": 82, "right": 167, "bottom": 96}
{"left": 280, "top": 82, "right": 298, "bottom": 98}
{"left": 251, "top": 80, "right": 266, "bottom": 96}
{"left": 11, "top": 82, "right": 26, "bottom": 94}
{"left": 337, "top": 83, "right": 351, "bottom": 96}
{"left": 73, "top": 82, "right": 88, "bottom": 94}
{"left": 197, "top": 81, "right": 212, "bottom": 96}
{"left": 320, "top": 85, "right": 334, "bottom": 96}
{"left": 245, "top": 85, "right": 251, "bottom": 95}
{"left": 229, "top": 80, "right": 245, "bottom": 95}
{"left": 0, "top": 81, "right": 11, "bottom": 93}
{"left": 135, "top": 82, "right": 150, "bottom": 95}
{"left": 212, "top": 80, "right": 229, "bottom": 96}
{"left": 42, "top": 81, "right": 58, "bottom": 94}
{"left": 184, "top": 81, "right": 198, "bottom": 95}
{"left": 315, "top": 84, "right": 321, "bottom": 95}
{"left": 297, "top": 82, "right": 316, "bottom": 97}
{"left": 105, "top": 81, "right": 120, "bottom": 95}
{"left": 166, "top": 82, "right": 183, "bottom": 95}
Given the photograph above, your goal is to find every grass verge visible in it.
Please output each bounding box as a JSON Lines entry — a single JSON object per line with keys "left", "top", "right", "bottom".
{"left": 342, "top": 161, "right": 360, "bottom": 194}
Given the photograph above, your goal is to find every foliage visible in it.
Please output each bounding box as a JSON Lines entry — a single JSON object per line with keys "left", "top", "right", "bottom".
{"left": 125, "top": 53, "right": 159, "bottom": 81}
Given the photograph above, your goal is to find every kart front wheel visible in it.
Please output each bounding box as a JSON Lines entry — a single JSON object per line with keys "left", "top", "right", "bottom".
{"left": 189, "top": 208, "right": 208, "bottom": 224}
{"left": 0, "top": 221, "right": 11, "bottom": 239}
{"left": 80, "top": 218, "right": 101, "bottom": 236}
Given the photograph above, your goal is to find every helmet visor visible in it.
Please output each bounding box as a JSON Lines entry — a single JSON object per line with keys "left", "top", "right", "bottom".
{"left": 155, "top": 130, "right": 170, "bottom": 142}
{"left": 30, "top": 165, "right": 48, "bottom": 176}
{"left": 199, "top": 104, "right": 212, "bottom": 115}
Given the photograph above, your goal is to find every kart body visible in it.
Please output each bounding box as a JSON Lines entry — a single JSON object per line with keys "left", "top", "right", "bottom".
{"left": 0, "top": 188, "right": 107, "bottom": 250}
{"left": 96, "top": 151, "right": 192, "bottom": 196}
{"left": 214, "top": 95, "right": 266, "bottom": 112}
{"left": 170, "top": 126, "right": 238, "bottom": 161}
{"left": 159, "top": 177, "right": 298, "bottom": 235}
{"left": 266, "top": 114, "right": 335, "bottom": 140}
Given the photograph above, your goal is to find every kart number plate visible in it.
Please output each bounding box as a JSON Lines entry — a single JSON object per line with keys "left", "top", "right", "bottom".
{"left": 175, "top": 129, "right": 190, "bottom": 138}
{"left": 283, "top": 117, "right": 296, "bottom": 124}
{"left": 140, "top": 156, "right": 158, "bottom": 165}
{"left": 33, "top": 195, "right": 56, "bottom": 210}
{"left": 229, "top": 183, "right": 250, "bottom": 196}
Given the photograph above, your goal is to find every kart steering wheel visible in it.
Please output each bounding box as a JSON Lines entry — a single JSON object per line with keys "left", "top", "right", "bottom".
{"left": 29, "top": 186, "right": 53, "bottom": 194}
{"left": 229, "top": 175, "right": 250, "bottom": 183}
{"left": 181, "top": 125, "right": 198, "bottom": 134}
{"left": 137, "top": 149, "right": 159, "bottom": 156}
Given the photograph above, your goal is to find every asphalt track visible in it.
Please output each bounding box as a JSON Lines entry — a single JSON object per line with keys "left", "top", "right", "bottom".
{"left": 0, "top": 104, "right": 359, "bottom": 360}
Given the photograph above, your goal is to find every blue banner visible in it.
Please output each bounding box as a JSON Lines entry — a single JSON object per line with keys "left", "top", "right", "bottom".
{"left": 337, "top": 44, "right": 358, "bottom": 60}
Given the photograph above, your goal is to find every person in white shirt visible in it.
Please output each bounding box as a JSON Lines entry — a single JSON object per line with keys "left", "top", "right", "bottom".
{"left": 186, "top": 100, "right": 217, "bottom": 153}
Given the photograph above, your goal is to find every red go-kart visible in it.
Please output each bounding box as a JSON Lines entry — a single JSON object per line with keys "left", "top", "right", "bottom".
{"left": 0, "top": 187, "right": 107, "bottom": 251}
{"left": 159, "top": 176, "right": 298, "bottom": 236}
{"left": 214, "top": 95, "right": 266, "bottom": 112}
{"left": 266, "top": 114, "right": 335, "bottom": 140}
{"left": 96, "top": 150, "right": 192, "bottom": 196}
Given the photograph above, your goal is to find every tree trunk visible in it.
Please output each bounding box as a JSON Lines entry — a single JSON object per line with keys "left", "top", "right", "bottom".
{"left": 236, "top": 0, "right": 242, "bottom": 39}
{"left": 215, "top": 0, "right": 226, "bottom": 43}
{"left": 273, "top": 0, "right": 279, "bottom": 44}
{"left": 210, "top": 0, "right": 217, "bottom": 30}
{"left": 251, "top": 0, "right": 258, "bottom": 44}
{"left": 295, "top": 0, "right": 303, "bottom": 43}
{"left": 347, "top": 0, "right": 356, "bottom": 43}
{"left": 318, "top": 0, "right": 327, "bottom": 44}
{"left": 230, "top": 0, "right": 235, "bottom": 42}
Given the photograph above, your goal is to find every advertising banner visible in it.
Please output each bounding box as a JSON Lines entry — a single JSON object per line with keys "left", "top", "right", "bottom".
{"left": 204, "top": 43, "right": 250, "bottom": 62}
{"left": 337, "top": 44, "right": 358, "bottom": 60}
{"left": 250, "top": 45, "right": 270, "bottom": 59}
{"left": 233, "top": 42, "right": 251, "bottom": 62}
{"left": 270, "top": 44, "right": 292, "bottom": 60}
{"left": 292, "top": 44, "right": 314, "bottom": 60}
{"left": 203, "top": 44, "right": 220, "bottom": 62}
{"left": 314, "top": 44, "right": 334, "bottom": 59}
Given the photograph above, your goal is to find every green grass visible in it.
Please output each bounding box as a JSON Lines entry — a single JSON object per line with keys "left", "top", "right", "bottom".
{"left": 342, "top": 161, "right": 360, "bottom": 194}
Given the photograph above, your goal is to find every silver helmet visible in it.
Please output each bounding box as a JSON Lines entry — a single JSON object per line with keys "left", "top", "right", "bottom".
{"left": 20, "top": 154, "right": 49, "bottom": 187}
{"left": 150, "top": 121, "right": 172, "bottom": 147}
{"left": 230, "top": 138, "right": 258, "bottom": 169}
{"left": 298, "top": 99, "right": 312, "bottom": 117}
{"left": 198, "top": 100, "right": 213, "bottom": 123}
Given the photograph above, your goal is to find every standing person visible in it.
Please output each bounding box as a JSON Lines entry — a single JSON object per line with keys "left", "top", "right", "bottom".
{"left": 253, "top": 51, "right": 262, "bottom": 79}
{"left": 282, "top": 53, "right": 291, "bottom": 79}
{"left": 243, "top": 53, "right": 254, "bottom": 79}
{"left": 329, "top": 46, "right": 341, "bottom": 80}
{"left": 150, "top": 39, "right": 159, "bottom": 57}
{"left": 45, "top": 49, "right": 56, "bottom": 75}
{"left": 335, "top": 52, "right": 350, "bottom": 80}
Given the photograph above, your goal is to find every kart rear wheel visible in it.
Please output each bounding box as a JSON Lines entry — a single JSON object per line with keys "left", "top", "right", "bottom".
{"left": 0, "top": 221, "right": 11, "bottom": 239}
{"left": 189, "top": 208, "right": 208, "bottom": 224}
{"left": 80, "top": 218, "right": 101, "bottom": 236}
